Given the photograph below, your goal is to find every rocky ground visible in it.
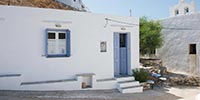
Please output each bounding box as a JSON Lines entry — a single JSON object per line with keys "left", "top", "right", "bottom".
{"left": 0, "top": 86, "right": 200, "bottom": 100}
{"left": 0, "top": 0, "right": 78, "bottom": 11}
{"left": 140, "top": 58, "right": 200, "bottom": 87}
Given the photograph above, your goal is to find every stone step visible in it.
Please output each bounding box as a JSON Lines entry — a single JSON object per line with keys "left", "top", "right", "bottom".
{"left": 118, "top": 81, "right": 140, "bottom": 88}
{"left": 116, "top": 76, "right": 135, "bottom": 82}
{"left": 116, "top": 76, "right": 143, "bottom": 93}
{"left": 120, "top": 85, "right": 143, "bottom": 94}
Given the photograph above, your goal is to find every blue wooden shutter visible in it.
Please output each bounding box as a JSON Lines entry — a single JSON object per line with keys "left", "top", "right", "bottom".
{"left": 66, "top": 30, "right": 71, "bottom": 57}
{"left": 114, "top": 33, "right": 120, "bottom": 76}
{"left": 45, "top": 29, "right": 49, "bottom": 57}
{"left": 126, "top": 33, "right": 131, "bottom": 75}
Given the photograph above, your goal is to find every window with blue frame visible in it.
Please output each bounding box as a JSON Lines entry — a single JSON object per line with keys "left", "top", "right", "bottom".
{"left": 45, "top": 29, "right": 70, "bottom": 57}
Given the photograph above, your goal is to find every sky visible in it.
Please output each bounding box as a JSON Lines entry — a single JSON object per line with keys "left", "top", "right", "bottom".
{"left": 83, "top": 0, "right": 200, "bottom": 19}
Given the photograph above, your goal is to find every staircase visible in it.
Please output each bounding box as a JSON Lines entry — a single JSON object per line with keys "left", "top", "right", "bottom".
{"left": 116, "top": 76, "right": 143, "bottom": 93}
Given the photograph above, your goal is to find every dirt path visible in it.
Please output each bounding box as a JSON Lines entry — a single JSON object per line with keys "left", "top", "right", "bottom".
{"left": 0, "top": 86, "right": 199, "bottom": 100}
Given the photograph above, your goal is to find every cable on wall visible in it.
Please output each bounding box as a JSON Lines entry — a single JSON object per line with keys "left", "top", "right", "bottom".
{"left": 104, "top": 18, "right": 139, "bottom": 28}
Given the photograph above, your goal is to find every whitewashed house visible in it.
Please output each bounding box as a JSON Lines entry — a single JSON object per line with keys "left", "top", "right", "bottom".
{"left": 0, "top": 5, "right": 142, "bottom": 93}
{"left": 57, "top": 0, "right": 87, "bottom": 11}
{"left": 157, "top": 0, "right": 200, "bottom": 76}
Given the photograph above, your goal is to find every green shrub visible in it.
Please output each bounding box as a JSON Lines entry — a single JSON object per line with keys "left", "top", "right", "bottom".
{"left": 132, "top": 68, "right": 149, "bottom": 82}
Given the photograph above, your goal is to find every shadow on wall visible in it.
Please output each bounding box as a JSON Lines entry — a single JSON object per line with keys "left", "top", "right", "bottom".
{"left": 167, "top": 67, "right": 199, "bottom": 77}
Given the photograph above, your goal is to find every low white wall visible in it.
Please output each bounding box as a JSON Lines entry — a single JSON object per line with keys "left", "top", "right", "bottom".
{"left": 0, "top": 5, "right": 139, "bottom": 90}
{"left": 95, "top": 80, "right": 117, "bottom": 90}
{"left": 0, "top": 77, "right": 22, "bottom": 90}
{"left": 21, "top": 81, "right": 81, "bottom": 91}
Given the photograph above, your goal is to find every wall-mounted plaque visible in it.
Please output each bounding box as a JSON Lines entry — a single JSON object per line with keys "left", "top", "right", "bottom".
{"left": 100, "top": 41, "right": 107, "bottom": 52}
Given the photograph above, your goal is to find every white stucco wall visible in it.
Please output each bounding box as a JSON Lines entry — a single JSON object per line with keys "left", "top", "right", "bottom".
{"left": 157, "top": 13, "right": 200, "bottom": 76}
{"left": 0, "top": 5, "right": 139, "bottom": 90}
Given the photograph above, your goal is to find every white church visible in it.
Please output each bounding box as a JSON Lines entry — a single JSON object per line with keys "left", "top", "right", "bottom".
{"left": 157, "top": 0, "right": 200, "bottom": 76}
{"left": 170, "top": 0, "right": 196, "bottom": 17}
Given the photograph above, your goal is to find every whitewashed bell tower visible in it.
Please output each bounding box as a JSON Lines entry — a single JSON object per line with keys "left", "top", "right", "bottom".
{"left": 170, "top": 0, "right": 196, "bottom": 17}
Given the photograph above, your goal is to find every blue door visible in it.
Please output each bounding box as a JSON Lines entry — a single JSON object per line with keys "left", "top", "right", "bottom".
{"left": 114, "top": 33, "right": 130, "bottom": 77}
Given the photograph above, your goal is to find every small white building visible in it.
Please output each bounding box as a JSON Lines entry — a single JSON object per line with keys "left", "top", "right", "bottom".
{"left": 0, "top": 5, "right": 142, "bottom": 93}
{"left": 57, "top": 0, "right": 87, "bottom": 11}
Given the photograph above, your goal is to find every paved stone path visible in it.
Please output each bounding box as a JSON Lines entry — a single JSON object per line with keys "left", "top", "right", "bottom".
{"left": 0, "top": 86, "right": 199, "bottom": 100}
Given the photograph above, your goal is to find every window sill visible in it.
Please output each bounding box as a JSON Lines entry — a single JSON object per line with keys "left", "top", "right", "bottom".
{"left": 46, "top": 54, "right": 70, "bottom": 58}
{"left": 189, "top": 54, "right": 197, "bottom": 55}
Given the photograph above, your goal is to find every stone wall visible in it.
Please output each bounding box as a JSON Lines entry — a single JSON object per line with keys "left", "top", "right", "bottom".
{"left": 168, "top": 75, "right": 200, "bottom": 86}
{"left": 157, "top": 13, "right": 200, "bottom": 76}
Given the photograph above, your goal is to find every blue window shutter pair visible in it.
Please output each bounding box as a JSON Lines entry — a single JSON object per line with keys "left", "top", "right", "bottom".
{"left": 45, "top": 29, "right": 71, "bottom": 58}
